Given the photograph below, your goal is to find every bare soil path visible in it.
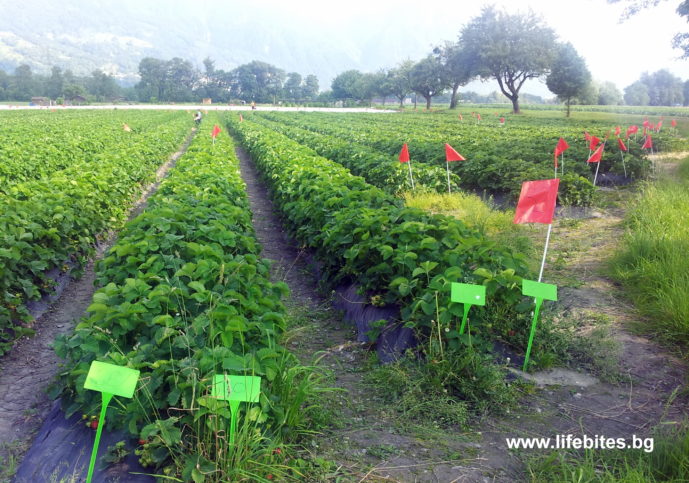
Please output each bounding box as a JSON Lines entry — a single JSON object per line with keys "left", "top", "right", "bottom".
{"left": 0, "top": 128, "right": 197, "bottom": 478}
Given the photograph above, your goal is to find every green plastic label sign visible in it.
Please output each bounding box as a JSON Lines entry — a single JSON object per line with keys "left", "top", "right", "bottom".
{"left": 451, "top": 283, "right": 486, "bottom": 306}
{"left": 522, "top": 279, "right": 557, "bottom": 301}
{"left": 83, "top": 361, "right": 140, "bottom": 483}
{"left": 211, "top": 375, "right": 261, "bottom": 403}
{"left": 84, "top": 361, "right": 140, "bottom": 398}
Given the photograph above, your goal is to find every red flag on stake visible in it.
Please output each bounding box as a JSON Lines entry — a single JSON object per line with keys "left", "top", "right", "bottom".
{"left": 588, "top": 143, "right": 605, "bottom": 186}
{"left": 399, "top": 143, "right": 410, "bottom": 163}
{"left": 657, "top": 120, "right": 663, "bottom": 131}
{"left": 587, "top": 144, "right": 604, "bottom": 164}
{"left": 642, "top": 135, "right": 653, "bottom": 150}
{"left": 614, "top": 126, "right": 621, "bottom": 136}
{"left": 239, "top": 113, "right": 244, "bottom": 122}
{"left": 445, "top": 143, "right": 465, "bottom": 162}
{"left": 554, "top": 137, "right": 569, "bottom": 175}
{"left": 399, "top": 143, "right": 415, "bottom": 190}
{"left": 514, "top": 179, "right": 560, "bottom": 225}
{"left": 211, "top": 124, "right": 221, "bottom": 138}
{"left": 626, "top": 125, "right": 638, "bottom": 138}
{"left": 617, "top": 137, "right": 628, "bottom": 152}
{"left": 618, "top": 138, "right": 628, "bottom": 177}
{"left": 589, "top": 136, "right": 601, "bottom": 150}
{"left": 477, "top": 113, "right": 481, "bottom": 122}
{"left": 444, "top": 143, "right": 465, "bottom": 194}
{"left": 584, "top": 131, "right": 591, "bottom": 142}
{"left": 672, "top": 119, "right": 677, "bottom": 128}
{"left": 458, "top": 113, "right": 463, "bottom": 121}
{"left": 499, "top": 117, "right": 505, "bottom": 124}
{"left": 514, "top": 179, "right": 560, "bottom": 282}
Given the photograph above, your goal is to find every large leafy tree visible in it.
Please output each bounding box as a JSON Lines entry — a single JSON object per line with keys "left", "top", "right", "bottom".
{"left": 46, "top": 66, "right": 64, "bottom": 100}
{"left": 302, "top": 75, "right": 319, "bottom": 100}
{"left": 229, "top": 61, "right": 285, "bottom": 103}
{"left": 433, "top": 41, "right": 475, "bottom": 109}
{"left": 598, "top": 81, "right": 623, "bottom": 105}
{"left": 461, "top": 6, "right": 557, "bottom": 113}
{"left": 387, "top": 60, "right": 414, "bottom": 108}
{"left": 546, "top": 43, "right": 591, "bottom": 116}
{"left": 283, "top": 72, "right": 303, "bottom": 101}
{"left": 331, "top": 69, "right": 364, "bottom": 102}
{"left": 624, "top": 81, "right": 650, "bottom": 105}
{"left": 640, "top": 69, "right": 684, "bottom": 105}
{"left": 409, "top": 55, "right": 449, "bottom": 110}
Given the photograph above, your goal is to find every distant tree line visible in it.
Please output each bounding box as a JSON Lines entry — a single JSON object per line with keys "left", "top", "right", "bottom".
{"left": 1, "top": 5, "right": 688, "bottom": 112}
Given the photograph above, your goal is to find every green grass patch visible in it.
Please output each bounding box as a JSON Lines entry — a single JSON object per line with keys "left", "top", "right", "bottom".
{"left": 403, "top": 190, "right": 534, "bottom": 258}
{"left": 526, "top": 423, "right": 689, "bottom": 482}
{"left": 611, "top": 157, "right": 689, "bottom": 348}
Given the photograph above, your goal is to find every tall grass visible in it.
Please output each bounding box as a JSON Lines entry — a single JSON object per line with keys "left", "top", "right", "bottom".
{"left": 403, "top": 190, "right": 534, "bottom": 258}
{"left": 611, "top": 158, "right": 689, "bottom": 346}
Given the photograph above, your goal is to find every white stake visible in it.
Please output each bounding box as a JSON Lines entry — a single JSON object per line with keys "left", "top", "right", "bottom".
{"left": 620, "top": 151, "right": 627, "bottom": 177}
{"left": 538, "top": 224, "right": 553, "bottom": 283}
{"left": 446, "top": 161, "right": 452, "bottom": 194}
{"left": 561, "top": 153, "right": 564, "bottom": 176}
{"left": 593, "top": 160, "right": 601, "bottom": 186}
{"left": 408, "top": 161, "right": 415, "bottom": 190}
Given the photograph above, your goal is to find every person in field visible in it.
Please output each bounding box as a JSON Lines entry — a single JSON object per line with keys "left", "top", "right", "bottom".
{"left": 194, "top": 110, "right": 202, "bottom": 125}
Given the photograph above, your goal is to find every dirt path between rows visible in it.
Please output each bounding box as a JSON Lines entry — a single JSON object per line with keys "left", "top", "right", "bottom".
{"left": 0, "top": 128, "right": 197, "bottom": 476}
{"left": 236, "top": 147, "right": 688, "bottom": 482}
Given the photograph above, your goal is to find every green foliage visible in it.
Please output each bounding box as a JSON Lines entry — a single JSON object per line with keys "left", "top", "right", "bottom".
{"left": 0, "top": 110, "right": 191, "bottom": 354}
{"left": 546, "top": 42, "right": 592, "bottom": 117}
{"left": 52, "top": 120, "right": 327, "bottom": 479}
{"left": 558, "top": 174, "right": 595, "bottom": 207}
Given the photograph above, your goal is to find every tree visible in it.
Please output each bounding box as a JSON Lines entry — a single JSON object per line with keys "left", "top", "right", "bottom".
{"left": 331, "top": 69, "right": 364, "bottom": 102}
{"left": 164, "top": 57, "right": 196, "bottom": 101}
{"left": 0, "top": 69, "right": 8, "bottom": 101}
{"left": 387, "top": 60, "right": 414, "bottom": 107}
{"left": 283, "top": 72, "right": 302, "bottom": 101}
{"left": 229, "top": 61, "right": 284, "bottom": 103}
{"left": 434, "top": 41, "right": 475, "bottom": 109}
{"left": 683, "top": 79, "right": 689, "bottom": 106}
{"left": 63, "top": 83, "right": 87, "bottom": 101}
{"left": 598, "top": 81, "right": 623, "bottom": 105}
{"left": 575, "top": 82, "right": 600, "bottom": 105}
{"left": 10, "top": 64, "right": 34, "bottom": 101}
{"left": 461, "top": 6, "right": 557, "bottom": 113}
{"left": 546, "top": 42, "right": 591, "bottom": 116}
{"left": 46, "top": 66, "right": 64, "bottom": 100}
{"left": 640, "top": 69, "right": 684, "bottom": 105}
{"left": 137, "top": 57, "right": 166, "bottom": 101}
{"left": 302, "top": 74, "right": 319, "bottom": 100}
{"left": 624, "top": 81, "right": 650, "bottom": 105}
{"left": 88, "top": 69, "right": 119, "bottom": 100}
{"left": 408, "top": 56, "right": 449, "bottom": 110}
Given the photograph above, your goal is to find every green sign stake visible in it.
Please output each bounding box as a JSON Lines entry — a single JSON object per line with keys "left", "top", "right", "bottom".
{"left": 450, "top": 283, "right": 486, "bottom": 336}
{"left": 211, "top": 374, "right": 261, "bottom": 446}
{"left": 521, "top": 279, "right": 558, "bottom": 371}
{"left": 83, "top": 361, "right": 140, "bottom": 483}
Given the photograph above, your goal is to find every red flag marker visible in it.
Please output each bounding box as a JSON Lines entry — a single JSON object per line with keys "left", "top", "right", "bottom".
{"left": 672, "top": 119, "right": 677, "bottom": 128}
{"left": 589, "top": 136, "right": 601, "bottom": 151}
{"left": 657, "top": 120, "right": 663, "bottom": 131}
{"left": 617, "top": 137, "right": 627, "bottom": 152}
{"left": 444, "top": 143, "right": 465, "bottom": 194}
{"left": 618, "top": 138, "right": 628, "bottom": 177}
{"left": 554, "top": 137, "right": 569, "bottom": 176}
{"left": 499, "top": 117, "right": 505, "bottom": 124}
{"left": 642, "top": 135, "right": 653, "bottom": 150}
{"left": 514, "top": 179, "right": 560, "bottom": 282}
{"left": 614, "top": 126, "right": 621, "bottom": 136}
{"left": 239, "top": 113, "right": 244, "bottom": 122}
{"left": 458, "top": 113, "right": 463, "bottom": 121}
{"left": 211, "top": 124, "right": 221, "bottom": 138}
{"left": 399, "top": 143, "right": 415, "bottom": 189}
{"left": 584, "top": 131, "right": 591, "bottom": 142}
{"left": 399, "top": 143, "right": 410, "bottom": 163}
{"left": 587, "top": 144, "right": 604, "bottom": 164}
{"left": 444, "top": 143, "right": 465, "bottom": 162}
{"left": 514, "top": 179, "right": 560, "bottom": 225}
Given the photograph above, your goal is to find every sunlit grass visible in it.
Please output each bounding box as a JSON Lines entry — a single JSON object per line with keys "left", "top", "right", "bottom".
{"left": 611, "top": 156, "right": 689, "bottom": 347}
{"left": 403, "top": 190, "right": 535, "bottom": 258}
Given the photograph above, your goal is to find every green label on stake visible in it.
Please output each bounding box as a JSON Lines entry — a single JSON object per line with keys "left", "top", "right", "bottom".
{"left": 521, "top": 279, "right": 558, "bottom": 371}
{"left": 450, "top": 282, "right": 486, "bottom": 337}
{"left": 211, "top": 374, "right": 261, "bottom": 446}
{"left": 83, "top": 361, "right": 140, "bottom": 483}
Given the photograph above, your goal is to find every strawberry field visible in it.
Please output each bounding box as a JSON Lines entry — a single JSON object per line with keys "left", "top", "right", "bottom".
{"left": 2, "top": 107, "right": 689, "bottom": 482}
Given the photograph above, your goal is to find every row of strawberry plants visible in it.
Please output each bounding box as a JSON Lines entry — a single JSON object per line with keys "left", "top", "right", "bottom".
{"left": 247, "top": 114, "right": 460, "bottom": 194}
{"left": 51, "top": 120, "right": 313, "bottom": 480}
{"left": 0, "top": 113, "right": 191, "bottom": 354}
{"left": 0, "top": 110, "right": 185, "bottom": 191}
{"left": 257, "top": 111, "right": 651, "bottom": 202}
{"left": 225, "top": 115, "right": 533, "bottom": 367}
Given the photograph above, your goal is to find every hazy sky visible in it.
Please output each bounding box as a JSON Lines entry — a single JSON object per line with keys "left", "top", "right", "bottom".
{"left": 247, "top": 0, "right": 689, "bottom": 95}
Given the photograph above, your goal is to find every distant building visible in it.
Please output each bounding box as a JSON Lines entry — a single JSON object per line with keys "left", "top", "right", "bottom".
{"left": 30, "top": 97, "right": 51, "bottom": 106}
{"left": 202, "top": 98, "right": 212, "bottom": 105}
